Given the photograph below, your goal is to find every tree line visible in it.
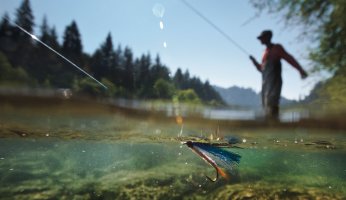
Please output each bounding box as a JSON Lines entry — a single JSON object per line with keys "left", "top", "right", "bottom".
{"left": 0, "top": 0, "right": 223, "bottom": 105}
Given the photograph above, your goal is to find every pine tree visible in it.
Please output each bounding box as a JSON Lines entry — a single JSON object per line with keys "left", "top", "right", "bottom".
{"left": 15, "top": 0, "right": 34, "bottom": 39}
{"left": 11, "top": 0, "right": 35, "bottom": 76}
{"left": 182, "top": 70, "right": 190, "bottom": 89}
{"left": 150, "top": 54, "right": 170, "bottom": 82}
{"left": 0, "top": 13, "right": 15, "bottom": 54}
{"left": 60, "top": 20, "right": 84, "bottom": 87}
{"left": 173, "top": 68, "right": 184, "bottom": 89}
{"left": 62, "top": 21, "right": 83, "bottom": 65}
{"left": 137, "top": 53, "right": 152, "bottom": 97}
{"left": 32, "top": 16, "right": 62, "bottom": 85}
{"left": 40, "top": 16, "right": 49, "bottom": 42}
{"left": 0, "top": 14, "right": 12, "bottom": 38}
{"left": 203, "top": 80, "right": 223, "bottom": 103}
{"left": 91, "top": 33, "right": 118, "bottom": 80}
{"left": 122, "top": 46, "right": 135, "bottom": 92}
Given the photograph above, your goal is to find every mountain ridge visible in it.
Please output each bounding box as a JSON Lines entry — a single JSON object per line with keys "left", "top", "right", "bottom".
{"left": 213, "top": 85, "right": 296, "bottom": 107}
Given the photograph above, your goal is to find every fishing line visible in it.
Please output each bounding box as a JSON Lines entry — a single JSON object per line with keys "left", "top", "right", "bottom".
{"left": 240, "top": 13, "right": 259, "bottom": 27}
{"left": 3, "top": 16, "right": 107, "bottom": 89}
{"left": 181, "top": 0, "right": 250, "bottom": 56}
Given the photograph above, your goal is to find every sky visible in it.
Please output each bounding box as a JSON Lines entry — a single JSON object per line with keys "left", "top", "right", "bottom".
{"left": 0, "top": 0, "right": 320, "bottom": 100}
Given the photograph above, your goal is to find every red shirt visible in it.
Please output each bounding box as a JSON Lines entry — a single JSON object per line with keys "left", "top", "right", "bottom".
{"left": 261, "top": 44, "right": 300, "bottom": 70}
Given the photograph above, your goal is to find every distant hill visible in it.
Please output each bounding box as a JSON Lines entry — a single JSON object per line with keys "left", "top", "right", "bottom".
{"left": 213, "top": 85, "right": 296, "bottom": 107}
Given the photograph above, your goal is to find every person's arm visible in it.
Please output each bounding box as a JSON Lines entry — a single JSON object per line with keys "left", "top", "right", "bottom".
{"left": 277, "top": 45, "right": 308, "bottom": 79}
{"left": 249, "top": 55, "right": 262, "bottom": 72}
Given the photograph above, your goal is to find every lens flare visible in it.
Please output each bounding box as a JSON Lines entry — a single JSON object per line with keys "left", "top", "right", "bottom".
{"left": 152, "top": 3, "right": 165, "bottom": 18}
{"left": 159, "top": 21, "right": 164, "bottom": 30}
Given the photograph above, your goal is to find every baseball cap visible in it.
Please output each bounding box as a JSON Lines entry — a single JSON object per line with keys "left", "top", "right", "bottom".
{"left": 257, "top": 30, "right": 272, "bottom": 39}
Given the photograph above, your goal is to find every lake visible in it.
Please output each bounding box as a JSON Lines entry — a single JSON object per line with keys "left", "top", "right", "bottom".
{"left": 0, "top": 95, "right": 345, "bottom": 199}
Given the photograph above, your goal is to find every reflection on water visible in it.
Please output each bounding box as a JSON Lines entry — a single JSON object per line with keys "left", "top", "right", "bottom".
{"left": 0, "top": 96, "right": 345, "bottom": 199}
{"left": 109, "top": 98, "right": 308, "bottom": 122}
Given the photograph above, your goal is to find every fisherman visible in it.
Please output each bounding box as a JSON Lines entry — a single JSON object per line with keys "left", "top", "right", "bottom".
{"left": 249, "top": 30, "right": 308, "bottom": 120}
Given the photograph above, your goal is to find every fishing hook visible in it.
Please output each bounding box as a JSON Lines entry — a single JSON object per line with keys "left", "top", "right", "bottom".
{"left": 185, "top": 141, "right": 221, "bottom": 182}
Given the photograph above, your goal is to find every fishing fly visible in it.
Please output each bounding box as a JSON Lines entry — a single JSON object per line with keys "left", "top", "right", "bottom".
{"left": 3, "top": 16, "right": 107, "bottom": 89}
{"left": 183, "top": 136, "right": 241, "bottom": 182}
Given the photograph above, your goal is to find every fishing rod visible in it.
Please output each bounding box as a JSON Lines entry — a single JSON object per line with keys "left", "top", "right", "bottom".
{"left": 181, "top": 0, "right": 250, "bottom": 56}
{"left": 3, "top": 16, "right": 108, "bottom": 90}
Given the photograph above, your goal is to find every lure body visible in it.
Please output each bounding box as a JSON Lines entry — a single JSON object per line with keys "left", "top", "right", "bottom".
{"left": 185, "top": 141, "right": 241, "bottom": 182}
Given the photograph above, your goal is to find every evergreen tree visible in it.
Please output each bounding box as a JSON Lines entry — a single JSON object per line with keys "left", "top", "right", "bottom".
{"left": 12, "top": 0, "right": 35, "bottom": 69}
{"left": 91, "top": 33, "right": 118, "bottom": 80}
{"left": 150, "top": 54, "right": 170, "bottom": 82}
{"left": 33, "top": 17, "right": 62, "bottom": 86}
{"left": 40, "top": 16, "right": 49, "bottom": 42}
{"left": 0, "top": 13, "right": 15, "bottom": 54}
{"left": 15, "top": 0, "right": 34, "bottom": 38}
{"left": 62, "top": 21, "right": 83, "bottom": 65}
{"left": 48, "top": 26, "right": 59, "bottom": 49}
{"left": 203, "top": 80, "right": 223, "bottom": 103}
{"left": 0, "top": 14, "right": 11, "bottom": 37}
{"left": 189, "top": 76, "right": 204, "bottom": 99}
{"left": 122, "top": 46, "right": 135, "bottom": 92}
{"left": 61, "top": 20, "right": 84, "bottom": 86}
{"left": 182, "top": 70, "right": 190, "bottom": 89}
{"left": 39, "top": 16, "right": 59, "bottom": 48}
{"left": 173, "top": 68, "right": 184, "bottom": 89}
{"left": 137, "top": 53, "right": 152, "bottom": 97}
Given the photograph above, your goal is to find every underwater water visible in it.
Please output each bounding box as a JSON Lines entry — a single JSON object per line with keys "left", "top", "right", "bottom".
{"left": 0, "top": 96, "right": 345, "bottom": 200}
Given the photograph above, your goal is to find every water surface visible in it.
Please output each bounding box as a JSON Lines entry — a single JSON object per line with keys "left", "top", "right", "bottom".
{"left": 0, "top": 96, "right": 345, "bottom": 199}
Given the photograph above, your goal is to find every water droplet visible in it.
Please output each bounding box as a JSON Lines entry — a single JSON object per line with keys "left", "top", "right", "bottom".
{"left": 152, "top": 4, "right": 165, "bottom": 18}
{"left": 159, "top": 21, "right": 164, "bottom": 30}
{"left": 163, "top": 42, "right": 167, "bottom": 48}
